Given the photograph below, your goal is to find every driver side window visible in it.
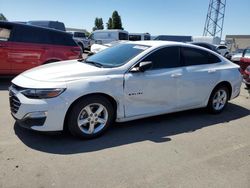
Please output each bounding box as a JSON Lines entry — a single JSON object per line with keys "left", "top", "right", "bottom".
{"left": 142, "top": 46, "right": 181, "bottom": 69}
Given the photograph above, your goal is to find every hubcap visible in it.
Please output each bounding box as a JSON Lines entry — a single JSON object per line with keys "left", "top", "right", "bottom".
{"left": 77, "top": 103, "right": 108, "bottom": 134}
{"left": 212, "top": 89, "right": 227, "bottom": 111}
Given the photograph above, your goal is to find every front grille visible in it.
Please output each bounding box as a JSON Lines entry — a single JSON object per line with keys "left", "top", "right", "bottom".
{"left": 9, "top": 88, "right": 21, "bottom": 114}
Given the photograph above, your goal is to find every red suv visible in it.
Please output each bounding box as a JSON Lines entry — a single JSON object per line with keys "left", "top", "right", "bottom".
{"left": 0, "top": 21, "right": 81, "bottom": 75}
{"left": 239, "top": 47, "right": 250, "bottom": 88}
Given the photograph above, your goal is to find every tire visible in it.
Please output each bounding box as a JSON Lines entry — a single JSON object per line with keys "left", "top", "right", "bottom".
{"left": 67, "top": 96, "right": 114, "bottom": 139}
{"left": 207, "top": 86, "right": 229, "bottom": 114}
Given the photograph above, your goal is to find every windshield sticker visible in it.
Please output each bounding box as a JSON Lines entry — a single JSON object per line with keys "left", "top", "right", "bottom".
{"left": 133, "top": 45, "right": 148, "bottom": 50}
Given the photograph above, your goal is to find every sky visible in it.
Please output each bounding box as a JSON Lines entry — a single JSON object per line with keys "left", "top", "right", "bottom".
{"left": 0, "top": 0, "right": 250, "bottom": 38}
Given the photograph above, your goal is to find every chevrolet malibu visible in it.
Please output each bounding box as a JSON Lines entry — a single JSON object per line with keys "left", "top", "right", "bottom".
{"left": 9, "top": 41, "right": 242, "bottom": 139}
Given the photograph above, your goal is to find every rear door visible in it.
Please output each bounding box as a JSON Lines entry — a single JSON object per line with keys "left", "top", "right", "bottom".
{"left": 0, "top": 25, "right": 12, "bottom": 74}
{"left": 177, "top": 47, "right": 221, "bottom": 109}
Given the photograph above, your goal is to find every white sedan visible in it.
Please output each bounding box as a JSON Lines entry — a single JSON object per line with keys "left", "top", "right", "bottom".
{"left": 9, "top": 41, "right": 242, "bottom": 139}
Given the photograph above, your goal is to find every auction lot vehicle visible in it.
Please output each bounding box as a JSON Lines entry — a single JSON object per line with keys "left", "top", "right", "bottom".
{"left": 71, "top": 31, "right": 90, "bottom": 52}
{"left": 9, "top": 41, "right": 242, "bottom": 139}
{"left": 239, "top": 47, "right": 250, "bottom": 88}
{"left": 216, "top": 45, "right": 230, "bottom": 57}
{"left": 89, "top": 29, "right": 128, "bottom": 46}
{"left": 230, "top": 49, "right": 244, "bottom": 64}
{"left": 0, "top": 21, "right": 81, "bottom": 75}
{"left": 190, "top": 42, "right": 220, "bottom": 54}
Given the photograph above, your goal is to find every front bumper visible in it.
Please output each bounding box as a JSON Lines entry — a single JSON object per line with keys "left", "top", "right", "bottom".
{"left": 9, "top": 86, "right": 69, "bottom": 132}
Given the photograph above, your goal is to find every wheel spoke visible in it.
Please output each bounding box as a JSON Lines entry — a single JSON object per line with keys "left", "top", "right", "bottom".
{"left": 95, "top": 106, "right": 104, "bottom": 116}
{"left": 78, "top": 118, "right": 89, "bottom": 127}
{"left": 85, "top": 106, "right": 92, "bottom": 115}
{"left": 97, "top": 118, "right": 106, "bottom": 124}
{"left": 88, "top": 123, "right": 95, "bottom": 134}
{"left": 215, "top": 102, "right": 220, "bottom": 110}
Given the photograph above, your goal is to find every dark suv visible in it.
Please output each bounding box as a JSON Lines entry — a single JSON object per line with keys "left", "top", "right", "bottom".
{"left": 0, "top": 21, "right": 81, "bottom": 75}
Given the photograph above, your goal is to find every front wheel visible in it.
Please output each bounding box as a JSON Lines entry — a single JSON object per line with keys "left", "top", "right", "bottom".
{"left": 67, "top": 96, "right": 114, "bottom": 139}
{"left": 207, "top": 86, "right": 229, "bottom": 114}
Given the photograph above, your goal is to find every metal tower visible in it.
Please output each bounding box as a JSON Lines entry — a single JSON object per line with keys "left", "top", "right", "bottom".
{"left": 203, "top": 0, "right": 226, "bottom": 38}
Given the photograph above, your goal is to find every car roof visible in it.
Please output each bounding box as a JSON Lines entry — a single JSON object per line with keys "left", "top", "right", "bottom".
{"left": 0, "top": 21, "right": 69, "bottom": 35}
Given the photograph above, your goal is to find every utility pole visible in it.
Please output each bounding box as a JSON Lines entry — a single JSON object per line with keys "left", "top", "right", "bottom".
{"left": 203, "top": 0, "right": 226, "bottom": 38}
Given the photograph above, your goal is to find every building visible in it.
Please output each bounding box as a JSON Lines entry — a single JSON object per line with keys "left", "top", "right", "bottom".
{"left": 225, "top": 35, "right": 250, "bottom": 52}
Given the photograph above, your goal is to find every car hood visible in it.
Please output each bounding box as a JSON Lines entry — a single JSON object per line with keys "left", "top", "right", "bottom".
{"left": 20, "top": 59, "right": 110, "bottom": 82}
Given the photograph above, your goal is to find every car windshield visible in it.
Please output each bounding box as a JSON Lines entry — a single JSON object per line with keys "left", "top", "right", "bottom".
{"left": 85, "top": 43, "right": 150, "bottom": 68}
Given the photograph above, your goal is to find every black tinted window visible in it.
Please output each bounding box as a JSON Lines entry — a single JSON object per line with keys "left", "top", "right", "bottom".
{"left": 12, "top": 26, "right": 51, "bottom": 44}
{"left": 143, "top": 46, "right": 181, "bottom": 69}
{"left": 12, "top": 25, "right": 77, "bottom": 46}
{"left": 144, "top": 35, "right": 151, "bottom": 40}
{"left": 129, "top": 35, "right": 141, "bottom": 41}
{"left": 119, "top": 32, "right": 128, "bottom": 40}
{"left": 181, "top": 47, "right": 220, "bottom": 66}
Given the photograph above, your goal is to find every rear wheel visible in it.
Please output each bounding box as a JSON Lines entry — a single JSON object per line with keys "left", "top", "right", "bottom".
{"left": 207, "top": 86, "right": 229, "bottom": 114}
{"left": 67, "top": 96, "right": 114, "bottom": 139}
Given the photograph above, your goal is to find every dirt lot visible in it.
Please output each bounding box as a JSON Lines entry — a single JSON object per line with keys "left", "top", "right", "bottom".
{"left": 0, "top": 77, "right": 249, "bottom": 188}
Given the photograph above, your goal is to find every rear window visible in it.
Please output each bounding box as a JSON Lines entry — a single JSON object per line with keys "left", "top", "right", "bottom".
{"left": 181, "top": 47, "right": 221, "bottom": 66}
{"left": 0, "top": 27, "right": 11, "bottom": 41}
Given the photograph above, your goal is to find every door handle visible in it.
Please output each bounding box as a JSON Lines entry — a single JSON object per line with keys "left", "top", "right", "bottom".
{"left": 171, "top": 73, "right": 182, "bottom": 78}
{"left": 208, "top": 69, "right": 216, "bottom": 73}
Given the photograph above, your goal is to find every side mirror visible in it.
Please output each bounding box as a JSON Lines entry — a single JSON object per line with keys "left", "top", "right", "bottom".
{"left": 131, "top": 61, "right": 152, "bottom": 72}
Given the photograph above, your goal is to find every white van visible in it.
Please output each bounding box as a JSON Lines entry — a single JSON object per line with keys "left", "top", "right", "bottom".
{"left": 89, "top": 29, "right": 128, "bottom": 46}
{"left": 129, "top": 33, "right": 151, "bottom": 41}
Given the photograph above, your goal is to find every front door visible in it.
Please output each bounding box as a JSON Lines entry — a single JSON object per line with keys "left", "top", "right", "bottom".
{"left": 124, "top": 46, "right": 183, "bottom": 117}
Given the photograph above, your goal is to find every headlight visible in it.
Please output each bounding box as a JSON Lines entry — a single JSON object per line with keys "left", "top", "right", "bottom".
{"left": 21, "top": 88, "right": 66, "bottom": 99}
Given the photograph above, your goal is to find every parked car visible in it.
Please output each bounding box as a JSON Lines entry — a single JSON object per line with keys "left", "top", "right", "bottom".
{"left": 239, "top": 47, "right": 250, "bottom": 88}
{"left": 88, "top": 29, "right": 129, "bottom": 46}
{"left": 27, "top": 20, "right": 66, "bottom": 31}
{"left": 9, "top": 41, "right": 242, "bottom": 139}
{"left": 216, "top": 45, "right": 230, "bottom": 57}
{"left": 191, "top": 42, "right": 229, "bottom": 57}
{"left": 190, "top": 42, "right": 220, "bottom": 54}
{"left": 70, "top": 31, "right": 90, "bottom": 52}
{"left": 0, "top": 21, "right": 81, "bottom": 75}
{"left": 230, "top": 49, "right": 244, "bottom": 64}
{"left": 129, "top": 33, "right": 151, "bottom": 41}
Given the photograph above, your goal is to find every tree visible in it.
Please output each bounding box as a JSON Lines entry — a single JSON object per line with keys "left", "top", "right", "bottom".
{"left": 111, "top": 11, "right": 123, "bottom": 30}
{"left": 92, "top": 17, "right": 104, "bottom": 31}
{"left": 0, "top": 13, "right": 7, "bottom": 21}
{"left": 106, "top": 17, "right": 113, "bottom": 29}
